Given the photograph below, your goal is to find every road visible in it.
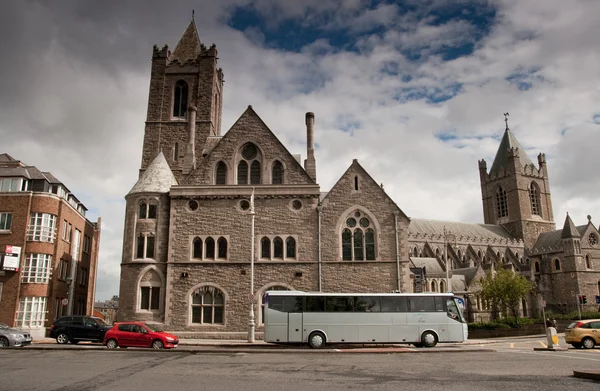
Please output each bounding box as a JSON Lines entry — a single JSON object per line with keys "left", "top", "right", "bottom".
{"left": 0, "top": 336, "right": 598, "bottom": 391}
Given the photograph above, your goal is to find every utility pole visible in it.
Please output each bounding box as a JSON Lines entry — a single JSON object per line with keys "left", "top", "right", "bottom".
{"left": 248, "top": 188, "right": 256, "bottom": 343}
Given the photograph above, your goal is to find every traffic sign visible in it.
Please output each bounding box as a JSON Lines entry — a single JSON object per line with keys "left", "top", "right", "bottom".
{"left": 61, "top": 298, "right": 69, "bottom": 306}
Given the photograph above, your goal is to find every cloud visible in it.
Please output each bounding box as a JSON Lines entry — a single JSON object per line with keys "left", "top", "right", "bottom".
{"left": 2, "top": 0, "right": 599, "bottom": 300}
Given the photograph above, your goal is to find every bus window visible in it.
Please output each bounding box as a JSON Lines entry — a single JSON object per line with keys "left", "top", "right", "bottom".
{"left": 326, "top": 296, "right": 353, "bottom": 312}
{"left": 305, "top": 296, "right": 325, "bottom": 312}
{"left": 354, "top": 297, "right": 380, "bottom": 312}
{"left": 409, "top": 296, "right": 436, "bottom": 312}
{"left": 267, "top": 295, "right": 303, "bottom": 312}
{"left": 380, "top": 296, "right": 408, "bottom": 312}
{"left": 446, "top": 299, "right": 464, "bottom": 322}
{"left": 434, "top": 296, "right": 446, "bottom": 312}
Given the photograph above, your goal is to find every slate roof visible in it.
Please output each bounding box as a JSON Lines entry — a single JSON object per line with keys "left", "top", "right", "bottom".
{"left": 451, "top": 274, "right": 467, "bottom": 293}
{"left": 128, "top": 152, "right": 178, "bottom": 195}
{"left": 452, "top": 267, "right": 480, "bottom": 287}
{"left": 0, "top": 153, "right": 18, "bottom": 163}
{"left": 410, "top": 257, "right": 445, "bottom": 276}
{"left": 170, "top": 20, "right": 201, "bottom": 64}
{"left": 561, "top": 213, "right": 581, "bottom": 238}
{"left": 532, "top": 224, "right": 587, "bottom": 254}
{"left": 408, "top": 218, "right": 515, "bottom": 240}
{"left": 489, "top": 127, "right": 535, "bottom": 175}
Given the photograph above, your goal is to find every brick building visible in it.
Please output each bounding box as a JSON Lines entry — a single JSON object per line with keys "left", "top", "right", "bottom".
{"left": 0, "top": 154, "right": 101, "bottom": 339}
{"left": 117, "top": 20, "right": 600, "bottom": 336}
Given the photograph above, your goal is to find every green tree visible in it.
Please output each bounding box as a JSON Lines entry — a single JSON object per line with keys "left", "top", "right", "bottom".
{"left": 479, "top": 268, "right": 535, "bottom": 326}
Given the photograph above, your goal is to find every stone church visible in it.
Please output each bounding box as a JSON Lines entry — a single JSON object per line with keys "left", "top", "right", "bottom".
{"left": 117, "top": 20, "right": 600, "bottom": 336}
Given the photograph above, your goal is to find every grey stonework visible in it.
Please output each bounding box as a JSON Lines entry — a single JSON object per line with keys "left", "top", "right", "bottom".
{"left": 117, "top": 21, "right": 600, "bottom": 334}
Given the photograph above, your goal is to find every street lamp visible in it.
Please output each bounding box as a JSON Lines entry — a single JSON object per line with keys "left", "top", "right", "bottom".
{"left": 443, "top": 226, "right": 455, "bottom": 293}
{"left": 248, "top": 188, "right": 256, "bottom": 343}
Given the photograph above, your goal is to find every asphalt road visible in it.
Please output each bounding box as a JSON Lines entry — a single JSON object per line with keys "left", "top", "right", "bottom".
{"left": 0, "top": 340, "right": 599, "bottom": 391}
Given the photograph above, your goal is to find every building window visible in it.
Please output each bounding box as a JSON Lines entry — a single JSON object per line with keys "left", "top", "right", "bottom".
{"left": 16, "top": 297, "right": 47, "bottom": 327}
{"left": 286, "top": 237, "right": 296, "bottom": 259}
{"left": 412, "top": 247, "right": 419, "bottom": 257}
{"left": 140, "top": 286, "right": 160, "bottom": 310}
{"left": 21, "top": 254, "right": 52, "bottom": 283}
{"left": 0, "top": 212, "right": 12, "bottom": 231}
{"left": 260, "top": 285, "right": 290, "bottom": 324}
{"left": 27, "top": 213, "right": 56, "bottom": 242}
{"left": 191, "top": 287, "right": 224, "bottom": 324}
{"left": 495, "top": 186, "right": 508, "bottom": 218}
{"left": 62, "top": 220, "right": 72, "bottom": 242}
{"left": 173, "top": 80, "right": 188, "bottom": 118}
{"left": 529, "top": 182, "right": 541, "bottom": 216}
{"left": 272, "top": 161, "right": 283, "bottom": 184}
{"left": 139, "top": 201, "right": 157, "bottom": 219}
{"left": 205, "top": 237, "right": 215, "bottom": 259}
{"left": 217, "top": 237, "right": 227, "bottom": 259}
{"left": 215, "top": 161, "right": 227, "bottom": 184}
{"left": 83, "top": 235, "right": 91, "bottom": 254}
{"left": 554, "top": 259, "right": 561, "bottom": 271}
{"left": 136, "top": 234, "right": 155, "bottom": 259}
{"left": 0, "top": 177, "right": 27, "bottom": 192}
{"left": 261, "top": 237, "right": 271, "bottom": 259}
{"left": 440, "top": 280, "right": 446, "bottom": 293}
{"left": 534, "top": 261, "right": 540, "bottom": 273}
{"left": 173, "top": 142, "right": 179, "bottom": 162}
{"left": 79, "top": 267, "right": 88, "bottom": 286}
{"left": 193, "top": 237, "right": 203, "bottom": 259}
{"left": 57, "top": 259, "right": 69, "bottom": 280}
{"left": 273, "top": 237, "right": 284, "bottom": 259}
{"left": 341, "top": 211, "right": 376, "bottom": 261}
{"left": 431, "top": 280, "right": 437, "bottom": 292}
{"left": 260, "top": 236, "right": 297, "bottom": 260}
{"left": 237, "top": 143, "right": 262, "bottom": 184}
{"left": 191, "top": 236, "right": 228, "bottom": 260}
{"left": 586, "top": 254, "right": 592, "bottom": 269}
{"left": 354, "top": 176, "right": 359, "bottom": 191}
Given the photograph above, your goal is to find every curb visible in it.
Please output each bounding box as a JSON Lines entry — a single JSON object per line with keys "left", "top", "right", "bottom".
{"left": 573, "top": 371, "right": 600, "bottom": 381}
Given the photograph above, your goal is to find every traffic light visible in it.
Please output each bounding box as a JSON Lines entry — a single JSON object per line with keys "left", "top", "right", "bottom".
{"left": 582, "top": 295, "right": 587, "bottom": 304}
{"left": 578, "top": 294, "right": 583, "bottom": 304}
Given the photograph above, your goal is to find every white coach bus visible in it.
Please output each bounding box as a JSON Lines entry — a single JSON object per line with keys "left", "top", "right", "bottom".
{"left": 263, "top": 291, "right": 467, "bottom": 348}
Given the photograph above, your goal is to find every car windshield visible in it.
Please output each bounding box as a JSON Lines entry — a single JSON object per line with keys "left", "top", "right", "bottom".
{"left": 92, "top": 317, "right": 108, "bottom": 326}
{"left": 567, "top": 322, "right": 577, "bottom": 329}
{"left": 144, "top": 323, "right": 164, "bottom": 332}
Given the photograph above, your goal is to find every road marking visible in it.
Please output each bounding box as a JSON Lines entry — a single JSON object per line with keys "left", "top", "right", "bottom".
{"left": 510, "top": 343, "right": 514, "bottom": 348}
{"left": 538, "top": 341, "right": 547, "bottom": 348}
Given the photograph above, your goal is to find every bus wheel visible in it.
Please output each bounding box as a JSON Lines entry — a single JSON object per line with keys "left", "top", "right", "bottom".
{"left": 308, "top": 331, "right": 326, "bottom": 349}
{"left": 421, "top": 331, "right": 437, "bottom": 348}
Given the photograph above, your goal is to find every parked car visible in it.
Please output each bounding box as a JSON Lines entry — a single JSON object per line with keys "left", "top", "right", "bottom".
{"left": 104, "top": 322, "right": 179, "bottom": 349}
{"left": 0, "top": 323, "right": 33, "bottom": 347}
{"left": 49, "top": 315, "right": 112, "bottom": 344}
{"left": 564, "top": 319, "right": 600, "bottom": 349}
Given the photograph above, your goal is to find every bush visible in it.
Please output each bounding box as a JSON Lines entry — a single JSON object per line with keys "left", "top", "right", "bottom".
{"left": 546, "top": 311, "right": 600, "bottom": 321}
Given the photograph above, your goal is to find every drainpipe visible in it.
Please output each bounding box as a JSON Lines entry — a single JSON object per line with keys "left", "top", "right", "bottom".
{"left": 394, "top": 212, "right": 401, "bottom": 292}
{"left": 317, "top": 202, "right": 323, "bottom": 292}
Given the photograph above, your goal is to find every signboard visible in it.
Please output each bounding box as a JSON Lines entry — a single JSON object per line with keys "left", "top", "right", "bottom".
{"left": 1, "top": 245, "right": 21, "bottom": 271}
{"left": 410, "top": 267, "right": 426, "bottom": 293}
{"left": 456, "top": 297, "right": 465, "bottom": 309}
{"left": 61, "top": 298, "right": 69, "bottom": 306}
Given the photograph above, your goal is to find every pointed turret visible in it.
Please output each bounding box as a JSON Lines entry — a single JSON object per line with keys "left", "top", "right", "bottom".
{"left": 561, "top": 213, "right": 581, "bottom": 239}
{"left": 128, "top": 152, "right": 178, "bottom": 195}
{"left": 489, "top": 127, "right": 534, "bottom": 175}
{"left": 170, "top": 20, "right": 201, "bottom": 64}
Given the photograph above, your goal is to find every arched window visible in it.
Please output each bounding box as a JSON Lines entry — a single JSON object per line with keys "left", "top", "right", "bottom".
{"left": 173, "top": 80, "right": 188, "bottom": 118}
{"left": 136, "top": 234, "right": 155, "bottom": 259}
{"left": 260, "top": 285, "right": 290, "bottom": 324}
{"left": 412, "top": 247, "right": 418, "bottom": 257}
{"left": 261, "top": 237, "right": 271, "bottom": 259}
{"left": 554, "top": 259, "right": 561, "bottom": 271}
{"left": 138, "top": 201, "right": 157, "bottom": 220}
{"left": 440, "top": 280, "right": 446, "bottom": 293}
{"left": 431, "top": 280, "right": 437, "bottom": 292}
{"left": 529, "top": 182, "right": 541, "bottom": 216}
{"left": 173, "top": 142, "right": 179, "bottom": 162}
{"left": 286, "top": 237, "right": 296, "bottom": 258}
{"left": 217, "top": 237, "right": 227, "bottom": 259}
{"left": 205, "top": 237, "right": 215, "bottom": 259}
{"left": 139, "top": 269, "right": 162, "bottom": 311}
{"left": 139, "top": 202, "right": 148, "bottom": 219}
{"left": 193, "top": 237, "right": 203, "bottom": 259}
{"left": 216, "top": 162, "right": 227, "bottom": 185}
{"left": 496, "top": 186, "right": 508, "bottom": 218}
{"left": 273, "top": 237, "right": 284, "bottom": 259}
{"left": 272, "top": 161, "right": 283, "bottom": 184}
{"left": 534, "top": 261, "right": 540, "bottom": 273}
{"left": 435, "top": 248, "right": 440, "bottom": 258}
{"left": 237, "top": 161, "right": 248, "bottom": 185}
{"left": 237, "top": 143, "right": 262, "bottom": 184}
{"left": 478, "top": 250, "right": 482, "bottom": 259}
{"left": 585, "top": 254, "right": 592, "bottom": 269}
{"left": 341, "top": 211, "right": 376, "bottom": 261}
{"left": 191, "top": 287, "right": 224, "bottom": 324}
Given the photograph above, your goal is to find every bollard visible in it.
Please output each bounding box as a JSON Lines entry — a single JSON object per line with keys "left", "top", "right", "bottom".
{"left": 546, "top": 327, "right": 559, "bottom": 348}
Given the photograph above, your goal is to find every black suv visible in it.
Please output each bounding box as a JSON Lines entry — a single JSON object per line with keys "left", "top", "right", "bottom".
{"left": 49, "top": 316, "right": 112, "bottom": 344}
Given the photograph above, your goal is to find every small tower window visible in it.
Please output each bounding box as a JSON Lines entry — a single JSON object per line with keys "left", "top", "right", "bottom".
{"left": 272, "top": 161, "right": 283, "bottom": 184}
{"left": 173, "top": 142, "right": 179, "bottom": 162}
{"left": 354, "top": 176, "right": 359, "bottom": 191}
{"left": 496, "top": 186, "right": 508, "bottom": 218}
{"left": 529, "top": 182, "right": 541, "bottom": 216}
{"left": 216, "top": 162, "right": 227, "bottom": 185}
{"left": 586, "top": 254, "right": 592, "bottom": 269}
{"left": 173, "top": 80, "right": 189, "bottom": 118}
{"left": 554, "top": 259, "right": 561, "bottom": 271}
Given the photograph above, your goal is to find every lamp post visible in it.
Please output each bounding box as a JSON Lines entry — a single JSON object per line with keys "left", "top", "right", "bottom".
{"left": 443, "top": 227, "right": 455, "bottom": 293}
{"left": 248, "top": 188, "right": 256, "bottom": 343}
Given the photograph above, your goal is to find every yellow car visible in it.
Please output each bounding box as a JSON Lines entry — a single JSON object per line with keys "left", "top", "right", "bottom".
{"left": 564, "top": 319, "right": 600, "bottom": 349}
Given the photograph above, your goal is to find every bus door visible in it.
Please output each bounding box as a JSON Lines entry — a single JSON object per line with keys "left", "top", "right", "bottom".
{"left": 288, "top": 313, "right": 303, "bottom": 342}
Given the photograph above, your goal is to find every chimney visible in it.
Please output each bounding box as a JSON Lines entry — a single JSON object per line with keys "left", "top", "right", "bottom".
{"left": 184, "top": 105, "right": 197, "bottom": 174}
{"left": 304, "top": 112, "right": 317, "bottom": 182}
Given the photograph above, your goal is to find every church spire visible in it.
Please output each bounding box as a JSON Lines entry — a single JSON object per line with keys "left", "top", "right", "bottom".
{"left": 170, "top": 19, "right": 202, "bottom": 64}
{"left": 489, "top": 114, "right": 534, "bottom": 174}
{"left": 561, "top": 212, "right": 581, "bottom": 239}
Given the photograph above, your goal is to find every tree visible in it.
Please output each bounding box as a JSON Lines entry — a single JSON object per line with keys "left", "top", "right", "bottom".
{"left": 479, "top": 268, "right": 535, "bottom": 326}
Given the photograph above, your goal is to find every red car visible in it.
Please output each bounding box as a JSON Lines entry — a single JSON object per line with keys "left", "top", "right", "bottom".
{"left": 103, "top": 322, "right": 179, "bottom": 349}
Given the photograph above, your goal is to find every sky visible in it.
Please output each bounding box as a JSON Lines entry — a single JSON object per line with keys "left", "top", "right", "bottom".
{"left": 1, "top": 0, "right": 599, "bottom": 301}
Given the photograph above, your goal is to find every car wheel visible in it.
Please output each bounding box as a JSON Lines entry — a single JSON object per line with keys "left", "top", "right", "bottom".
{"left": 56, "top": 333, "right": 69, "bottom": 344}
{"left": 0, "top": 337, "right": 9, "bottom": 347}
{"left": 582, "top": 337, "right": 596, "bottom": 349}
{"left": 571, "top": 343, "right": 582, "bottom": 349}
{"left": 152, "top": 340, "right": 164, "bottom": 350}
{"left": 308, "top": 331, "right": 326, "bottom": 349}
{"left": 421, "top": 331, "right": 438, "bottom": 348}
{"left": 106, "top": 339, "right": 118, "bottom": 349}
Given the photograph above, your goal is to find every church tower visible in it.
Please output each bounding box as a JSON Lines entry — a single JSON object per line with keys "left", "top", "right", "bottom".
{"left": 478, "top": 115, "right": 555, "bottom": 249}
{"left": 140, "top": 18, "right": 224, "bottom": 181}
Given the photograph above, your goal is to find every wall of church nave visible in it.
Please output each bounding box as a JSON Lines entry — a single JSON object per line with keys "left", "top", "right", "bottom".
{"left": 117, "top": 263, "right": 168, "bottom": 323}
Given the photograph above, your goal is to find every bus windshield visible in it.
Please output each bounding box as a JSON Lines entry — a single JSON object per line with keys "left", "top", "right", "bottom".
{"left": 447, "top": 297, "right": 466, "bottom": 323}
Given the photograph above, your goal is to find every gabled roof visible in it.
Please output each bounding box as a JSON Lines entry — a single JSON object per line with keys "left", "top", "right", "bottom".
{"left": 170, "top": 20, "right": 201, "bottom": 64}
{"left": 453, "top": 266, "right": 482, "bottom": 287}
{"left": 0, "top": 153, "right": 18, "bottom": 163}
{"left": 410, "top": 257, "right": 445, "bottom": 276}
{"left": 408, "top": 218, "right": 515, "bottom": 241}
{"left": 128, "top": 151, "right": 178, "bottom": 195}
{"left": 489, "top": 127, "right": 535, "bottom": 174}
{"left": 532, "top": 224, "right": 587, "bottom": 254}
{"left": 561, "top": 213, "right": 581, "bottom": 239}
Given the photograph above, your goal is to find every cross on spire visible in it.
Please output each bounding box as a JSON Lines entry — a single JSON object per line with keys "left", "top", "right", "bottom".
{"left": 192, "top": 9, "right": 195, "bottom": 20}
{"left": 503, "top": 112, "right": 509, "bottom": 130}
